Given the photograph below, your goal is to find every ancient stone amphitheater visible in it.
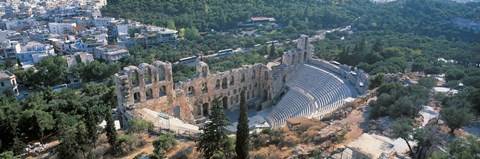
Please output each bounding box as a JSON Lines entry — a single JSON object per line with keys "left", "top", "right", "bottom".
{"left": 114, "top": 35, "right": 369, "bottom": 129}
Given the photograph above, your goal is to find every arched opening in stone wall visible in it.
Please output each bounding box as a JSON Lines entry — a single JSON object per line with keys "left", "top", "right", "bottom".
{"left": 159, "top": 85, "right": 167, "bottom": 97}
{"left": 202, "top": 83, "right": 208, "bottom": 93}
{"left": 146, "top": 88, "right": 153, "bottom": 99}
{"left": 230, "top": 76, "right": 234, "bottom": 85}
{"left": 230, "top": 96, "right": 234, "bottom": 105}
{"left": 173, "top": 105, "right": 180, "bottom": 118}
{"left": 241, "top": 73, "right": 245, "bottom": 83}
{"left": 252, "top": 70, "right": 256, "bottom": 80}
{"left": 134, "top": 92, "right": 140, "bottom": 103}
{"left": 144, "top": 67, "right": 152, "bottom": 84}
{"left": 264, "top": 71, "right": 269, "bottom": 80}
{"left": 263, "top": 89, "right": 268, "bottom": 101}
{"left": 215, "top": 79, "right": 220, "bottom": 90}
{"left": 247, "top": 91, "right": 250, "bottom": 99}
{"left": 130, "top": 70, "right": 140, "bottom": 86}
{"left": 222, "top": 97, "right": 228, "bottom": 109}
{"left": 158, "top": 66, "right": 165, "bottom": 81}
{"left": 235, "top": 95, "right": 239, "bottom": 104}
{"left": 202, "top": 103, "right": 209, "bottom": 116}
{"left": 188, "top": 86, "right": 195, "bottom": 96}
{"left": 222, "top": 77, "right": 228, "bottom": 89}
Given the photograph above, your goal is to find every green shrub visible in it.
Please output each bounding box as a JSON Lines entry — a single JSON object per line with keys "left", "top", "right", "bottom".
{"left": 127, "top": 118, "right": 153, "bottom": 133}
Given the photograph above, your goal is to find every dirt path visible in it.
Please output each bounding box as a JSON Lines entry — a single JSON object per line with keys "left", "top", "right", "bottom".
{"left": 122, "top": 138, "right": 155, "bottom": 159}
{"left": 331, "top": 100, "right": 373, "bottom": 150}
{"left": 165, "top": 141, "right": 197, "bottom": 158}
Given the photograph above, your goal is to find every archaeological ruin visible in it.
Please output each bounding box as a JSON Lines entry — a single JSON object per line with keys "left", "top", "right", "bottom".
{"left": 115, "top": 35, "right": 369, "bottom": 128}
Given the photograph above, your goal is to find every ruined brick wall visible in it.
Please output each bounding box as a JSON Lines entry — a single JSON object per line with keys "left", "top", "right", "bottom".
{"left": 115, "top": 60, "right": 275, "bottom": 124}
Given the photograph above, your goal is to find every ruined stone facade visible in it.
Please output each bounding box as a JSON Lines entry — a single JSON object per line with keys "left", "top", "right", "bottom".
{"left": 115, "top": 35, "right": 369, "bottom": 126}
{"left": 115, "top": 56, "right": 276, "bottom": 125}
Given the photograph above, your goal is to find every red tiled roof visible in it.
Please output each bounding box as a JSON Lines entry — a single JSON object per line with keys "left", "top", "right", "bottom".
{"left": 74, "top": 26, "right": 86, "bottom": 31}
{"left": 250, "top": 17, "right": 274, "bottom": 21}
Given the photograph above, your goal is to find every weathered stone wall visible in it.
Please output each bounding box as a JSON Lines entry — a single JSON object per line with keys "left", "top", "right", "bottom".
{"left": 115, "top": 60, "right": 275, "bottom": 124}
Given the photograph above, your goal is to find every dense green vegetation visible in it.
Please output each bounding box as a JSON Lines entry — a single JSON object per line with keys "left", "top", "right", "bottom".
{"left": 431, "top": 135, "right": 480, "bottom": 159}
{"left": 369, "top": 81, "right": 431, "bottom": 119}
{"left": 13, "top": 56, "right": 118, "bottom": 87}
{"left": 0, "top": 83, "right": 116, "bottom": 156}
{"left": 152, "top": 133, "right": 177, "bottom": 158}
{"left": 206, "top": 52, "right": 268, "bottom": 73}
{"left": 104, "top": 0, "right": 360, "bottom": 32}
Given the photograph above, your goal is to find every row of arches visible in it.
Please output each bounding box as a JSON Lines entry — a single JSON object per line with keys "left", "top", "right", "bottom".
{"left": 210, "top": 70, "right": 270, "bottom": 91}
{"left": 133, "top": 85, "right": 167, "bottom": 103}
{"left": 195, "top": 88, "right": 270, "bottom": 117}
{"left": 128, "top": 66, "right": 168, "bottom": 87}
{"left": 290, "top": 51, "right": 309, "bottom": 65}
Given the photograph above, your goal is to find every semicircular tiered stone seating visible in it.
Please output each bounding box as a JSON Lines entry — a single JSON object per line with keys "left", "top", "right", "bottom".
{"left": 265, "top": 64, "right": 353, "bottom": 127}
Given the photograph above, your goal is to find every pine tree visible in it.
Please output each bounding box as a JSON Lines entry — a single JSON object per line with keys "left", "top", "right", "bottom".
{"left": 197, "top": 98, "right": 231, "bottom": 159}
{"left": 269, "top": 43, "right": 276, "bottom": 59}
{"left": 236, "top": 90, "right": 249, "bottom": 159}
{"left": 105, "top": 110, "right": 117, "bottom": 152}
{"left": 372, "top": 39, "right": 384, "bottom": 52}
{"left": 84, "top": 106, "right": 98, "bottom": 147}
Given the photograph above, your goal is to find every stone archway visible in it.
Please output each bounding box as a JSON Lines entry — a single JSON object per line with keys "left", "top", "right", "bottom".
{"left": 146, "top": 88, "right": 153, "bottom": 99}
{"left": 130, "top": 70, "right": 140, "bottom": 86}
{"left": 134, "top": 92, "right": 141, "bottom": 103}
{"left": 222, "top": 97, "right": 228, "bottom": 109}
{"left": 222, "top": 77, "right": 228, "bottom": 89}
{"left": 159, "top": 85, "right": 167, "bottom": 96}
{"left": 144, "top": 67, "right": 152, "bottom": 84}
{"left": 158, "top": 66, "right": 166, "bottom": 81}
{"left": 188, "top": 86, "right": 195, "bottom": 96}
{"left": 215, "top": 79, "right": 220, "bottom": 90}
{"left": 202, "top": 103, "right": 209, "bottom": 116}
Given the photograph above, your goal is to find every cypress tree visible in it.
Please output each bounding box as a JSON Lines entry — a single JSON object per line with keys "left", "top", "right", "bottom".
{"left": 105, "top": 110, "right": 117, "bottom": 152}
{"left": 236, "top": 90, "right": 249, "bottom": 159}
{"left": 269, "top": 43, "right": 276, "bottom": 59}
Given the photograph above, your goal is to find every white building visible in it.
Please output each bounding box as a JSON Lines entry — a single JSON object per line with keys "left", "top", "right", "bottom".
{"left": 94, "top": 45, "right": 129, "bottom": 62}
{"left": 16, "top": 41, "right": 55, "bottom": 63}
{"left": 48, "top": 22, "right": 77, "bottom": 34}
{"left": 64, "top": 52, "right": 94, "bottom": 67}
{"left": 94, "top": 17, "right": 115, "bottom": 27}
{"left": 0, "top": 71, "right": 19, "bottom": 96}
{"left": 1, "top": 40, "right": 21, "bottom": 64}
